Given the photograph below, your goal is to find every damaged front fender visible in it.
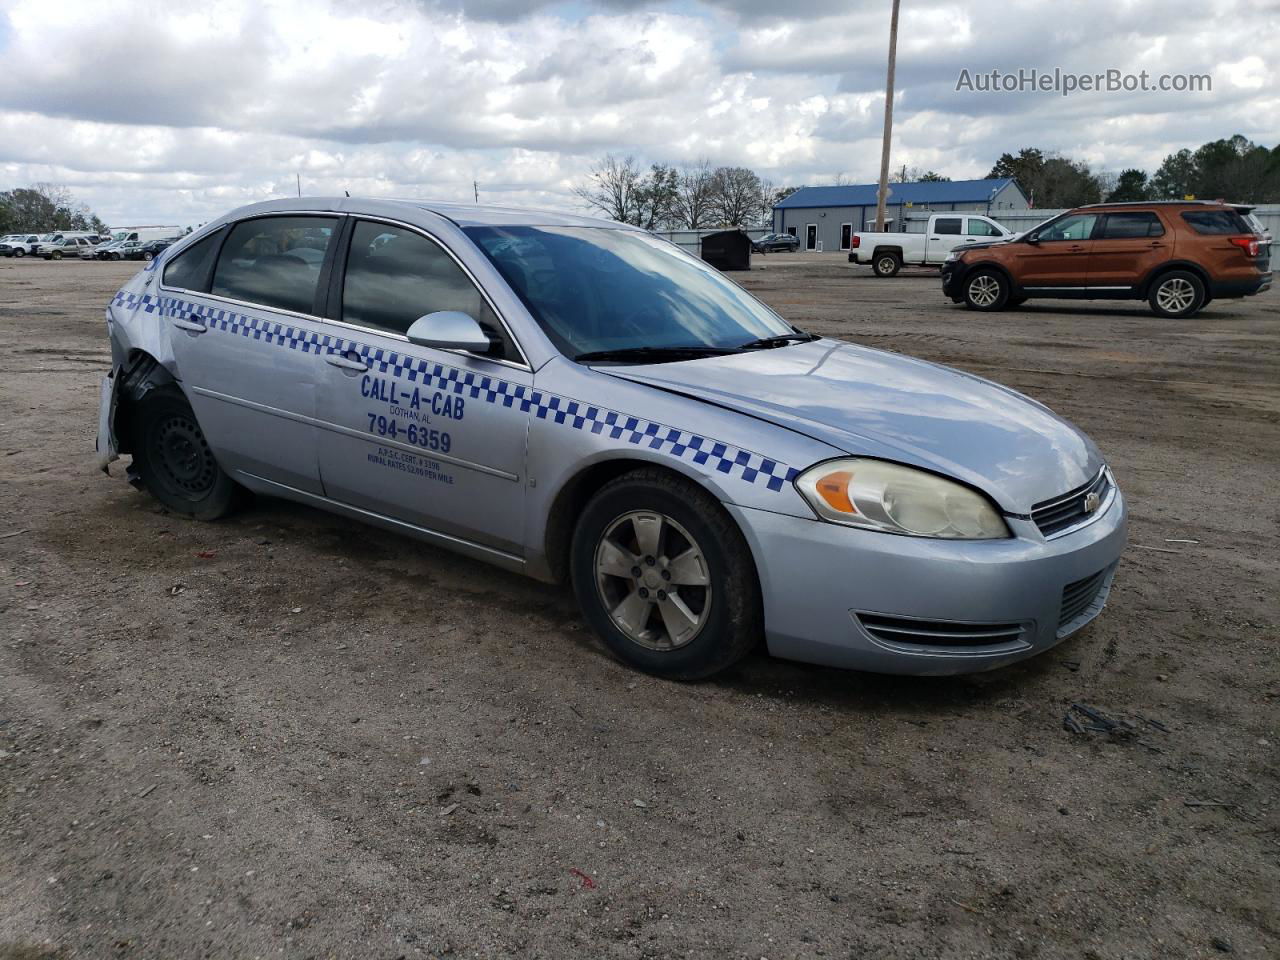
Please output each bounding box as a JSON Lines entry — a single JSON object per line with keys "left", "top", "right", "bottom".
{"left": 94, "top": 351, "right": 178, "bottom": 476}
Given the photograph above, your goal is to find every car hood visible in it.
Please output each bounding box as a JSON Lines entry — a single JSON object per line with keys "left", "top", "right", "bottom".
{"left": 601, "top": 339, "right": 1102, "bottom": 514}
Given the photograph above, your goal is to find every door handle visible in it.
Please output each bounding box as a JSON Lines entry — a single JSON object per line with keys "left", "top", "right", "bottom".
{"left": 1150, "top": 241, "right": 1164, "bottom": 247}
{"left": 325, "top": 351, "right": 369, "bottom": 373}
{"left": 964, "top": 238, "right": 977, "bottom": 242}
{"left": 172, "top": 315, "right": 206, "bottom": 334}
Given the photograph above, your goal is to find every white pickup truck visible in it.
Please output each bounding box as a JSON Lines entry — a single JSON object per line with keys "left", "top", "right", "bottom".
{"left": 848, "top": 213, "right": 1015, "bottom": 276}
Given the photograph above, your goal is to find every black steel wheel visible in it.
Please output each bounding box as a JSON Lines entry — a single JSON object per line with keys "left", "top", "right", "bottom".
{"left": 131, "top": 387, "right": 238, "bottom": 520}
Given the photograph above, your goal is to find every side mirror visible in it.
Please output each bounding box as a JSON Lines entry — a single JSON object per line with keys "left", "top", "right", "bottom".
{"left": 1025, "top": 233, "right": 1040, "bottom": 245}
{"left": 405, "top": 311, "right": 491, "bottom": 352}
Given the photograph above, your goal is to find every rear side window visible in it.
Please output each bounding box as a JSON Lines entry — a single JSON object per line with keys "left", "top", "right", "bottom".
{"left": 1181, "top": 210, "right": 1250, "bottom": 235}
{"left": 934, "top": 218, "right": 962, "bottom": 235}
{"left": 212, "top": 216, "right": 337, "bottom": 314}
{"left": 341, "top": 221, "right": 514, "bottom": 360}
{"left": 1100, "top": 213, "right": 1165, "bottom": 239}
{"left": 163, "top": 231, "right": 223, "bottom": 291}
{"left": 966, "top": 219, "right": 1003, "bottom": 237}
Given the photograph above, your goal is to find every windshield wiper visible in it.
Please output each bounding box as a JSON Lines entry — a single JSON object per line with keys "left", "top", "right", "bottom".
{"left": 736, "top": 332, "right": 819, "bottom": 350}
{"left": 574, "top": 345, "right": 742, "bottom": 364}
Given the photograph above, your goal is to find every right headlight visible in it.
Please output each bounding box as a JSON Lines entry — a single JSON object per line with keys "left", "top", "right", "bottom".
{"left": 945, "top": 250, "right": 961, "bottom": 262}
{"left": 795, "top": 458, "right": 1010, "bottom": 539}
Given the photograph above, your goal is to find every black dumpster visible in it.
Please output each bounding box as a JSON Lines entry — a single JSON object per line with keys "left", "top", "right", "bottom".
{"left": 700, "top": 230, "right": 752, "bottom": 271}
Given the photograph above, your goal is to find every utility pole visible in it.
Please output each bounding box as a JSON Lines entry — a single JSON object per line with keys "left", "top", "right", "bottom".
{"left": 474, "top": 181, "right": 479, "bottom": 203}
{"left": 874, "top": 0, "right": 901, "bottom": 233}
{"left": 296, "top": 173, "right": 301, "bottom": 198}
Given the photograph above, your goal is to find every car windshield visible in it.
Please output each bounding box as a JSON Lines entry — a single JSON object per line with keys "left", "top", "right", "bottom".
{"left": 465, "top": 225, "right": 793, "bottom": 359}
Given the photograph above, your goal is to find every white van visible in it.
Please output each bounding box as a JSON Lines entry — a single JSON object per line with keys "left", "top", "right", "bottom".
{"left": 111, "top": 225, "right": 183, "bottom": 245}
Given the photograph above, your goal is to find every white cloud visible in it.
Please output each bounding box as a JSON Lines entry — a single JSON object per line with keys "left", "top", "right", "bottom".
{"left": 0, "top": 0, "right": 1276, "bottom": 224}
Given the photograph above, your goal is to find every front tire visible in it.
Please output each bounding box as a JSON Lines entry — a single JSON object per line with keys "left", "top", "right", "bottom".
{"left": 570, "top": 468, "right": 761, "bottom": 679}
{"left": 12, "top": 248, "right": 24, "bottom": 258}
{"left": 131, "top": 387, "right": 238, "bottom": 520}
{"left": 50, "top": 251, "right": 61, "bottom": 260}
{"left": 872, "top": 252, "right": 902, "bottom": 277}
{"left": 1149, "top": 271, "right": 1205, "bottom": 318}
{"left": 963, "top": 270, "right": 1010, "bottom": 311}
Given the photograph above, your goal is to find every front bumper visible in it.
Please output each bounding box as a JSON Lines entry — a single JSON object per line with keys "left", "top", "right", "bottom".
{"left": 940, "top": 260, "right": 964, "bottom": 300}
{"left": 727, "top": 489, "right": 1127, "bottom": 675}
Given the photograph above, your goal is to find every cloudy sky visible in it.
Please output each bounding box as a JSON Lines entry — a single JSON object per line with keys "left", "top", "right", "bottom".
{"left": 0, "top": 0, "right": 1276, "bottom": 225}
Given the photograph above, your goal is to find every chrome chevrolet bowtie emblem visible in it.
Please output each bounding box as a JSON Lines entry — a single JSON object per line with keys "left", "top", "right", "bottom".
{"left": 1083, "top": 492, "right": 1101, "bottom": 514}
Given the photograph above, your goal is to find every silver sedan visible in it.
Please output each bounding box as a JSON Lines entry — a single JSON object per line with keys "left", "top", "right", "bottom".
{"left": 97, "top": 197, "right": 1126, "bottom": 679}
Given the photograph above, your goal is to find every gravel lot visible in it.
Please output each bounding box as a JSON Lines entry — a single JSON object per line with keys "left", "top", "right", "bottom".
{"left": 1, "top": 253, "right": 1276, "bottom": 959}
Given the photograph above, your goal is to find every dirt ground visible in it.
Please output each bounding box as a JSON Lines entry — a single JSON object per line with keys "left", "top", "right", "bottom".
{"left": 1, "top": 253, "right": 1276, "bottom": 960}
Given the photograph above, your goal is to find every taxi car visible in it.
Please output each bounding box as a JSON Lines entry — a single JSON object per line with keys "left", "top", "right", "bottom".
{"left": 97, "top": 198, "right": 1126, "bottom": 679}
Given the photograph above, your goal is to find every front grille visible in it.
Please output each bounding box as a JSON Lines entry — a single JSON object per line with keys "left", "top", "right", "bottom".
{"left": 1059, "top": 569, "right": 1109, "bottom": 628}
{"left": 857, "top": 613, "right": 1025, "bottom": 648}
{"left": 1032, "top": 469, "right": 1111, "bottom": 538}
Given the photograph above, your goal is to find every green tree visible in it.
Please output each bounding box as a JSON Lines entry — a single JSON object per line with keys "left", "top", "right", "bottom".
{"left": 988, "top": 148, "right": 1103, "bottom": 207}
{"left": 1107, "top": 168, "right": 1151, "bottom": 202}
{"left": 1151, "top": 149, "right": 1199, "bottom": 199}
{"left": 0, "top": 183, "right": 108, "bottom": 234}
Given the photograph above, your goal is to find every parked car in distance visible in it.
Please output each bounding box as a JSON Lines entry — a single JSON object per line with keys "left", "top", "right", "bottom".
{"left": 40, "top": 236, "right": 94, "bottom": 260}
{"left": 849, "top": 213, "right": 1015, "bottom": 276}
{"left": 0, "top": 233, "right": 44, "bottom": 257}
{"left": 98, "top": 197, "right": 1126, "bottom": 680}
{"left": 752, "top": 233, "right": 801, "bottom": 253}
{"left": 941, "top": 201, "right": 1273, "bottom": 318}
{"left": 91, "top": 240, "right": 122, "bottom": 260}
{"left": 126, "top": 237, "right": 179, "bottom": 261}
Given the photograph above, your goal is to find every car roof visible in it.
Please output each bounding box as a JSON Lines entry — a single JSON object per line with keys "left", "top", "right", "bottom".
{"left": 220, "top": 196, "right": 631, "bottom": 231}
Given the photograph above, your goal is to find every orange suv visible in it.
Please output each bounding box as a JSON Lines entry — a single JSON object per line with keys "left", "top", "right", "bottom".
{"left": 941, "top": 201, "right": 1272, "bottom": 318}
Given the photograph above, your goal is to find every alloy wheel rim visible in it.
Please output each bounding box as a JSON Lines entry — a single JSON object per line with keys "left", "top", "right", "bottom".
{"left": 154, "top": 415, "right": 216, "bottom": 496}
{"left": 969, "top": 275, "right": 1000, "bottom": 306}
{"left": 1156, "top": 278, "right": 1195, "bottom": 313}
{"left": 594, "top": 510, "right": 711, "bottom": 651}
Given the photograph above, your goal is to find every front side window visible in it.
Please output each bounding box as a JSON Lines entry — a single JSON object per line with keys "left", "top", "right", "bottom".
{"left": 1037, "top": 214, "right": 1097, "bottom": 242}
{"left": 1099, "top": 212, "right": 1164, "bottom": 239}
{"left": 211, "top": 216, "right": 337, "bottom": 314}
{"left": 934, "top": 218, "right": 962, "bottom": 235}
{"left": 466, "top": 225, "right": 793, "bottom": 359}
{"left": 967, "top": 219, "right": 1003, "bottom": 237}
{"left": 163, "top": 232, "right": 226, "bottom": 289}
{"left": 341, "top": 222, "right": 515, "bottom": 360}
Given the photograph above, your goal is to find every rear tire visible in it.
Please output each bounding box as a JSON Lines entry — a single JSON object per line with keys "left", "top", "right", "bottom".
{"left": 13, "top": 248, "right": 24, "bottom": 258}
{"left": 1149, "top": 270, "right": 1205, "bottom": 318}
{"left": 131, "top": 386, "right": 238, "bottom": 521}
{"left": 872, "top": 252, "right": 902, "bottom": 277}
{"left": 570, "top": 468, "right": 761, "bottom": 680}
{"left": 50, "top": 251, "right": 61, "bottom": 260}
{"left": 963, "top": 270, "right": 1010, "bottom": 311}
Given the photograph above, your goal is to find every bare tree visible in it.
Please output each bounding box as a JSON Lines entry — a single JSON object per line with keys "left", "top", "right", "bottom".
{"left": 673, "top": 159, "right": 716, "bottom": 228}
{"left": 634, "top": 164, "right": 680, "bottom": 231}
{"left": 571, "top": 154, "right": 646, "bottom": 223}
{"left": 710, "top": 166, "right": 766, "bottom": 227}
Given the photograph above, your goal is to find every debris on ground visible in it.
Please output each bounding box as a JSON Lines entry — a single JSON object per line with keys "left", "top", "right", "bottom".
{"left": 1062, "top": 704, "right": 1168, "bottom": 752}
{"left": 569, "top": 868, "right": 596, "bottom": 889}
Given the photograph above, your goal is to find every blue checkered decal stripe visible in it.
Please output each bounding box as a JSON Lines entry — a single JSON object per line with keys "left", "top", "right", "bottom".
{"left": 112, "top": 290, "right": 800, "bottom": 493}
